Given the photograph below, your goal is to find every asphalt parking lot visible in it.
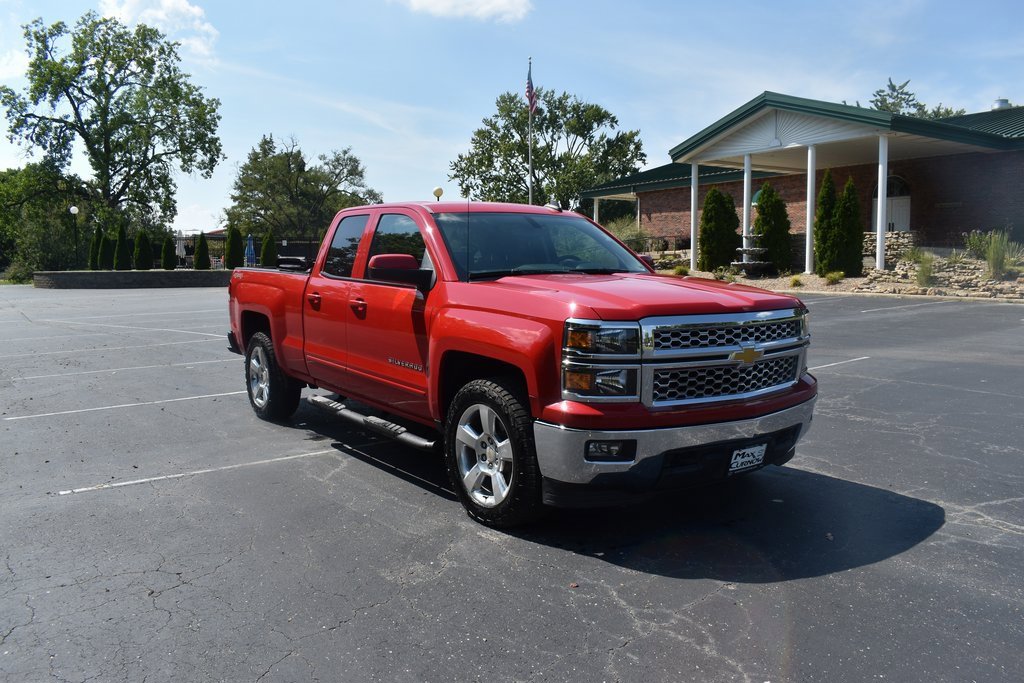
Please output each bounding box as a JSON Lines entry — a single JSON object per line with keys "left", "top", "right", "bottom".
{"left": 1, "top": 285, "right": 1022, "bottom": 682}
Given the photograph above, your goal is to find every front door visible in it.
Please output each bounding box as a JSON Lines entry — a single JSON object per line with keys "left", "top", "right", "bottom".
{"left": 303, "top": 212, "right": 371, "bottom": 392}
{"left": 344, "top": 212, "right": 433, "bottom": 420}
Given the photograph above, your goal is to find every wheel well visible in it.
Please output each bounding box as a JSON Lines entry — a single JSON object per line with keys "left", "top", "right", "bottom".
{"left": 240, "top": 311, "right": 271, "bottom": 349}
{"left": 439, "top": 352, "right": 530, "bottom": 419}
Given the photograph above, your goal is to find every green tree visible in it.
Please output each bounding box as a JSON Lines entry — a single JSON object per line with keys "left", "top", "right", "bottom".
{"left": 835, "top": 177, "right": 864, "bottom": 277}
{"left": 697, "top": 188, "right": 740, "bottom": 271}
{"left": 194, "top": 232, "right": 210, "bottom": 270}
{"left": 814, "top": 170, "right": 841, "bottom": 275}
{"left": 134, "top": 229, "right": 153, "bottom": 270}
{"left": 0, "top": 11, "right": 223, "bottom": 229}
{"left": 88, "top": 224, "right": 102, "bottom": 270}
{"left": 868, "top": 78, "right": 966, "bottom": 119}
{"left": 224, "top": 135, "right": 379, "bottom": 260}
{"left": 161, "top": 235, "right": 176, "bottom": 270}
{"left": 260, "top": 229, "right": 278, "bottom": 267}
{"left": 751, "top": 182, "right": 792, "bottom": 273}
{"left": 449, "top": 88, "right": 646, "bottom": 210}
{"left": 0, "top": 164, "right": 85, "bottom": 279}
{"left": 113, "top": 223, "right": 132, "bottom": 270}
{"left": 224, "top": 226, "right": 244, "bottom": 269}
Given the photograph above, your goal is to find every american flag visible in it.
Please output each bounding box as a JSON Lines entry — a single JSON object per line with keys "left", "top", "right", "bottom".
{"left": 526, "top": 61, "right": 537, "bottom": 114}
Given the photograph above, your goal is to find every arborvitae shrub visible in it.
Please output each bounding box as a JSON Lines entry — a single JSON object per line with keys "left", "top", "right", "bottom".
{"left": 835, "top": 177, "right": 863, "bottom": 277}
{"left": 194, "top": 232, "right": 211, "bottom": 270}
{"left": 260, "top": 229, "right": 278, "bottom": 267}
{"left": 99, "top": 233, "right": 115, "bottom": 269}
{"left": 161, "top": 236, "right": 176, "bottom": 270}
{"left": 814, "top": 169, "right": 841, "bottom": 276}
{"left": 88, "top": 225, "right": 102, "bottom": 270}
{"left": 752, "top": 182, "right": 792, "bottom": 273}
{"left": 697, "top": 188, "right": 740, "bottom": 271}
{"left": 134, "top": 230, "right": 153, "bottom": 270}
{"left": 224, "top": 226, "right": 244, "bottom": 269}
{"left": 113, "top": 223, "right": 132, "bottom": 270}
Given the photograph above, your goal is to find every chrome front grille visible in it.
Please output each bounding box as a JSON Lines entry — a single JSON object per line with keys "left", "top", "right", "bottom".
{"left": 640, "top": 309, "right": 809, "bottom": 407}
{"left": 652, "top": 356, "right": 800, "bottom": 403}
{"left": 651, "top": 319, "right": 802, "bottom": 351}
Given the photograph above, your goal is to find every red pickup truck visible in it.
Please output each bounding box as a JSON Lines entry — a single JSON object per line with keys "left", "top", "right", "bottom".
{"left": 228, "top": 201, "right": 816, "bottom": 527}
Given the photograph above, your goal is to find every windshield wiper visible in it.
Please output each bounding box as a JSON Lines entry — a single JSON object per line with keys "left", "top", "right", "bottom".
{"left": 569, "top": 266, "right": 631, "bottom": 274}
{"left": 468, "top": 267, "right": 569, "bottom": 280}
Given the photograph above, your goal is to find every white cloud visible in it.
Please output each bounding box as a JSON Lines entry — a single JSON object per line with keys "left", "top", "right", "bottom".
{"left": 396, "top": 0, "right": 532, "bottom": 22}
{"left": 0, "top": 48, "right": 28, "bottom": 81}
{"left": 99, "top": 0, "right": 219, "bottom": 58}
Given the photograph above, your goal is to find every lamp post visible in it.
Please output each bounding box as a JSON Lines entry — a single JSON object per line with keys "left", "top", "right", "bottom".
{"left": 69, "top": 206, "right": 80, "bottom": 270}
{"left": 432, "top": 187, "right": 443, "bottom": 202}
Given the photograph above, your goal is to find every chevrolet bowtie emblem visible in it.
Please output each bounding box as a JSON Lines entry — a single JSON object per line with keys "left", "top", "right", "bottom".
{"left": 730, "top": 346, "right": 764, "bottom": 365}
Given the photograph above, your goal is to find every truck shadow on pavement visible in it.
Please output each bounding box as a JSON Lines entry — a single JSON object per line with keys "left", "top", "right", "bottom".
{"left": 290, "top": 403, "right": 944, "bottom": 583}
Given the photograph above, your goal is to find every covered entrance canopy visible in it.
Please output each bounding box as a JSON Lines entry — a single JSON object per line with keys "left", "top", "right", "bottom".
{"left": 592, "top": 91, "right": 1019, "bottom": 272}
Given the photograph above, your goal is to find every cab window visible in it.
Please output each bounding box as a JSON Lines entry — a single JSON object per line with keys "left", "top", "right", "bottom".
{"left": 322, "top": 214, "right": 369, "bottom": 278}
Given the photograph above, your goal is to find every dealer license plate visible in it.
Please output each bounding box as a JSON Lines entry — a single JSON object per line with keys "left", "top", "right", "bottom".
{"left": 728, "top": 443, "right": 767, "bottom": 474}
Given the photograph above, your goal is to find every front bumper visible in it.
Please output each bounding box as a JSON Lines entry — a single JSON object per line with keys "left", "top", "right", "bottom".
{"left": 532, "top": 397, "right": 816, "bottom": 507}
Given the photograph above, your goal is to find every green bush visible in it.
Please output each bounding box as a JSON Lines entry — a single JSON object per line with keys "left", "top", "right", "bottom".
{"left": 813, "top": 170, "right": 840, "bottom": 275}
{"left": 133, "top": 230, "right": 153, "bottom": 270}
{"left": 697, "top": 188, "right": 740, "bottom": 271}
{"left": 945, "top": 249, "right": 965, "bottom": 265}
{"left": 260, "top": 229, "right": 278, "bottom": 267}
{"left": 824, "top": 270, "right": 844, "bottom": 285}
{"left": 88, "top": 225, "right": 102, "bottom": 270}
{"left": 902, "top": 246, "right": 924, "bottom": 264}
{"left": 161, "top": 236, "right": 176, "bottom": 270}
{"left": 224, "top": 226, "right": 244, "bottom": 269}
{"left": 673, "top": 263, "right": 690, "bottom": 276}
{"left": 835, "top": 177, "right": 863, "bottom": 277}
{"left": 98, "top": 233, "right": 115, "bottom": 269}
{"left": 113, "top": 223, "right": 132, "bottom": 270}
{"left": 963, "top": 230, "right": 989, "bottom": 259}
{"left": 751, "top": 182, "right": 792, "bottom": 273}
{"left": 986, "top": 230, "right": 1009, "bottom": 279}
{"left": 790, "top": 275, "right": 803, "bottom": 288}
{"left": 916, "top": 252, "right": 934, "bottom": 286}
{"left": 194, "top": 232, "right": 211, "bottom": 270}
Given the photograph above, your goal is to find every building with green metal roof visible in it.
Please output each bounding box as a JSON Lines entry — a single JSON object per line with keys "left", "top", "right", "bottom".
{"left": 584, "top": 91, "right": 1023, "bottom": 273}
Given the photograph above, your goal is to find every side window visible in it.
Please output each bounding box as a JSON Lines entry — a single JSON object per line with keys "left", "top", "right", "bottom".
{"left": 322, "top": 214, "right": 369, "bottom": 278}
{"left": 367, "top": 214, "right": 428, "bottom": 269}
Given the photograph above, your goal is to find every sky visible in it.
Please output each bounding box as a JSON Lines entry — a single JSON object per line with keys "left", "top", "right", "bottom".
{"left": 0, "top": 0, "right": 1021, "bottom": 233}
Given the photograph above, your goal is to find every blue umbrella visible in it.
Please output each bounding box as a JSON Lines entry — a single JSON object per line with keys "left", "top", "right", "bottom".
{"left": 245, "top": 233, "right": 256, "bottom": 266}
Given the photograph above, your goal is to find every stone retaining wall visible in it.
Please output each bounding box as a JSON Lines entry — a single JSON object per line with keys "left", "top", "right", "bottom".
{"left": 34, "top": 270, "right": 233, "bottom": 289}
{"left": 862, "top": 231, "right": 915, "bottom": 260}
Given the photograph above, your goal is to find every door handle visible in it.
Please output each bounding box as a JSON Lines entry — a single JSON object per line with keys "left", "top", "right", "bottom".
{"left": 306, "top": 292, "right": 322, "bottom": 309}
{"left": 350, "top": 298, "right": 367, "bottom": 315}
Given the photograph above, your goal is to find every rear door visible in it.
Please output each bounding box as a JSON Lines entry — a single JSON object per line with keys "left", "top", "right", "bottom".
{"left": 303, "top": 212, "right": 372, "bottom": 392}
{"left": 344, "top": 211, "right": 433, "bottom": 419}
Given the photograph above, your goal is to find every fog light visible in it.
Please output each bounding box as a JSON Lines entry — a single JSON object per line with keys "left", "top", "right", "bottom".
{"left": 585, "top": 440, "right": 636, "bottom": 463}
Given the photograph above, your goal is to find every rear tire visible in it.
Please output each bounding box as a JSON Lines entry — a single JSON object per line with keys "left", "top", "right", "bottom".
{"left": 444, "top": 379, "right": 544, "bottom": 528}
{"left": 245, "top": 332, "right": 301, "bottom": 421}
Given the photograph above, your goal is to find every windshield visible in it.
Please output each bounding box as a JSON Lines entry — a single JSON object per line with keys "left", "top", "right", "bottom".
{"left": 432, "top": 211, "right": 648, "bottom": 281}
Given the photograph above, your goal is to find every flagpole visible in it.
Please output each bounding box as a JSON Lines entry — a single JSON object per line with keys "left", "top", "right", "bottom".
{"left": 528, "top": 56, "right": 533, "bottom": 205}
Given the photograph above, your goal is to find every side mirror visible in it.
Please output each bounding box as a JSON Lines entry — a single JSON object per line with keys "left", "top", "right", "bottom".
{"left": 368, "top": 254, "right": 433, "bottom": 291}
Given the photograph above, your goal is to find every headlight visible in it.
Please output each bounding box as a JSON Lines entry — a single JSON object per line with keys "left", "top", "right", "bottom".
{"left": 564, "top": 319, "right": 640, "bottom": 358}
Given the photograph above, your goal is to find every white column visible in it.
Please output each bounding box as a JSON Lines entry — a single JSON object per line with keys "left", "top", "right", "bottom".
{"left": 742, "top": 154, "right": 752, "bottom": 262}
{"left": 690, "top": 162, "right": 699, "bottom": 271}
{"left": 805, "top": 145, "right": 816, "bottom": 274}
{"left": 593, "top": 198, "right": 600, "bottom": 224}
{"left": 876, "top": 135, "right": 889, "bottom": 270}
{"left": 635, "top": 194, "right": 641, "bottom": 231}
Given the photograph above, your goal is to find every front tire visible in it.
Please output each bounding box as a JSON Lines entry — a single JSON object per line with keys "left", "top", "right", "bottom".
{"left": 245, "top": 332, "right": 301, "bottom": 421}
{"left": 444, "top": 379, "right": 543, "bottom": 528}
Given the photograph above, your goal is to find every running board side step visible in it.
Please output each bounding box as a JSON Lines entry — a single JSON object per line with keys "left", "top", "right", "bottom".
{"left": 308, "top": 395, "right": 438, "bottom": 452}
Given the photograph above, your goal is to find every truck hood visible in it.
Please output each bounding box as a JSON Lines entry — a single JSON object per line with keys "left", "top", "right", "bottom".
{"left": 477, "top": 272, "right": 802, "bottom": 319}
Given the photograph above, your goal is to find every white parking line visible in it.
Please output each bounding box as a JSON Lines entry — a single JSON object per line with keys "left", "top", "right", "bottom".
{"left": 800, "top": 296, "right": 852, "bottom": 305}
{"left": 0, "top": 338, "right": 221, "bottom": 359}
{"left": 36, "top": 319, "right": 222, "bottom": 338}
{"left": 57, "top": 449, "right": 338, "bottom": 496}
{"left": 810, "top": 356, "right": 870, "bottom": 371}
{"left": 44, "top": 308, "right": 223, "bottom": 321}
{"left": 4, "top": 390, "right": 246, "bottom": 421}
{"left": 10, "top": 358, "right": 237, "bottom": 381}
{"left": 0, "top": 332, "right": 111, "bottom": 343}
{"left": 860, "top": 300, "right": 951, "bottom": 314}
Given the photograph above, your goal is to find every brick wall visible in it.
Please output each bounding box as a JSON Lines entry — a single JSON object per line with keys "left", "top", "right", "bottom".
{"left": 637, "top": 149, "right": 1024, "bottom": 246}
